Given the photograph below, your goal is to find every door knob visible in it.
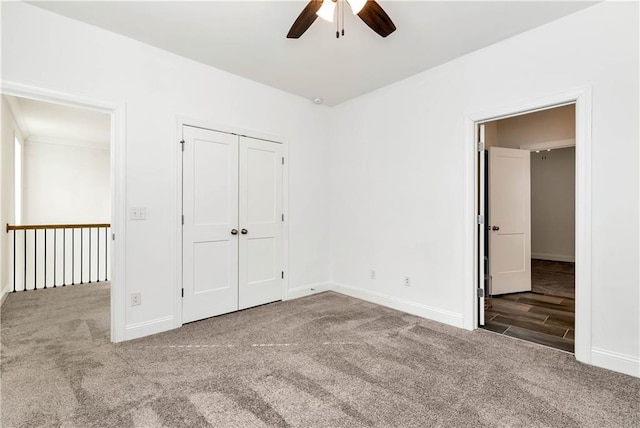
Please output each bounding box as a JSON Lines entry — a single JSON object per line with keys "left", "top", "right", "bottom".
{"left": 231, "top": 229, "right": 238, "bottom": 235}
{"left": 241, "top": 228, "right": 248, "bottom": 235}
{"left": 492, "top": 226, "right": 500, "bottom": 231}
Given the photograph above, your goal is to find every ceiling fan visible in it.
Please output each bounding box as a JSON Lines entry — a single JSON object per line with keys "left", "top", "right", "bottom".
{"left": 287, "top": 0, "right": 396, "bottom": 39}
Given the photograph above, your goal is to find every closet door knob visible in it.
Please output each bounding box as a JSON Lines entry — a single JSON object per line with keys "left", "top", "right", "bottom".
{"left": 231, "top": 229, "right": 238, "bottom": 235}
{"left": 492, "top": 226, "right": 500, "bottom": 231}
{"left": 241, "top": 228, "right": 248, "bottom": 235}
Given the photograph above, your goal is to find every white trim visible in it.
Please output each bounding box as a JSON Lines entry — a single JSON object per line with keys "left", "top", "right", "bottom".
{"left": 3, "top": 94, "right": 31, "bottom": 138}
{"left": 472, "top": 100, "right": 576, "bottom": 123}
{"left": 173, "top": 120, "right": 184, "bottom": 329}
{"left": 175, "top": 116, "right": 285, "bottom": 145}
{"left": 26, "top": 135, "right": 110, "bottom": 151}
{"left": 531, "top": 253, "right": 575, "bottom": 263}
{"left": 0, "top": 291, "right": 9, "bottom": 308}
{"left": 1, "top": 80, "right": 128, "bottom": 343}
{"left": 286, "top": 282, "right": 330, "bottom": 300}
{"left": 463, "top": 86, "right": 592, "bottom": 365}
{"left": 281, "top": 139, "right": 290, "bottom": 305}
{"left": 110, "top": 104, "right": 127, "bottom": 343}
{"left": 477, "top": 123, "right": 486, "bottom": 325}
{"left": 330, "top": 282, "right": 464, "bottom": 328}
{"left": 1, "top": 82, "right": 120, "bottom": 113}
{"left": 573, "top": 87, "right": 593, "bottom": 364}
{"left": 519, "top": 138, "right": 575, "bottom": 152}
{"left": 174, "top": 116, "right": 289, "bottom": 327}
{"left": 463, "top": 115, "right": 477, "bottom": 331}
{"left": 125, "top": 315, "right": 174, "bottom": 341}
{"left": 591, "top": 348, "right": 640, "bottom": 378}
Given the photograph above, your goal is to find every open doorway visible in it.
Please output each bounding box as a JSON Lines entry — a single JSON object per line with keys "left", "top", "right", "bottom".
{"left": 479, "top": 105, "right": 576, "bottom": 352}
{"left": 1, "top": 94, "right": 113, "bottom": 339}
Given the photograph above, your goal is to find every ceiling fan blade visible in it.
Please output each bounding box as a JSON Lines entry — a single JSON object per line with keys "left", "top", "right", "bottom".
{"left": 287, "top": 0, "right": 323, "bottom": 39}
{"left": 358, "top": 0, "right": 396, "bottom": 38}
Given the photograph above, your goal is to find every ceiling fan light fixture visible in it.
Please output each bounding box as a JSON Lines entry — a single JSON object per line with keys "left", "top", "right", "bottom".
{"left": 348, "top": 0, "right": 367, "bottom": 14}
{"left": 288, "top": 0, "right": 395, "bottom": 39}
{"left": 316, "top": 0, "right": 336, "bottom": 22}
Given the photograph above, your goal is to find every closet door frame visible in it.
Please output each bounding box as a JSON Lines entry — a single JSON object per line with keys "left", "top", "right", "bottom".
{"left": 174, "top": 117, "right": 289, "bottom": 328}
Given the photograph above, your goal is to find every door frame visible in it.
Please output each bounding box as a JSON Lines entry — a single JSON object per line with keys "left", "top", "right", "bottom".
{"left": 174, "top": 117, "right": 289, "bottom": 327}
{"left": 1, "top": 80, "right": 128, "bottom": 342}
{"left": 463, "top": 87, "right": 592, "bottom": 364}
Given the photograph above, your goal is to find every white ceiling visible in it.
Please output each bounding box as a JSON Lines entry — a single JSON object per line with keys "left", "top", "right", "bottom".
{"left": 4, "top": 95, "right": 111, "bottom": 147}
{"left": 29, "top": 1, "right": 598, "bottom": 106}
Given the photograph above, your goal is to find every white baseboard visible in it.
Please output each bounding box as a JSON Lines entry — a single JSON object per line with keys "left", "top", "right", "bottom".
{"left": 532, "top": 253, "right": 575, "bottom": 262}
{"left": 591, "top": 348, "right": 640, "bottom": 378}
{"left": 285, "top": 282, "right": 330, "bottom": 300}
{"left": 329, "top": 282, "right": 464, "bottom": 328}
{"left": 125, "top": 315, "right": 176, "bottom": 341}
{"left": 0, "top": 290, "right": 9, "bottom": 308}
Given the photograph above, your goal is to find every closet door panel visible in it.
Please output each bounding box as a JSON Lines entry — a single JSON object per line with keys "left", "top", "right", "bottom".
{"left": 238, "top": 137, "right": 283, "bottom": 310}
{"left": 182, "top": 126, "right": 239, "bottom": 323}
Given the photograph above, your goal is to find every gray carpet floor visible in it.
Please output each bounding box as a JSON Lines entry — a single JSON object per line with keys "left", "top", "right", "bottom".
{"left": 531, "top": 259, "right": 575, "bottom": 299}
{"left": 1, "top": 283, "right": 638, "bottom": 428}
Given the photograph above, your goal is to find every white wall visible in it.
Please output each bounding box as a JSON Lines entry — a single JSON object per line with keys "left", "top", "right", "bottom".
{"left": 1, "top": 2, "right": 332, "bottom": 336}
{"left": 0, "top": 97, "right": 21, "bottom": 298}
{"left": 329, "top": 1, "right": 638, "bottom": 375}
{"left": 23, "top": 140, "right": 110, "bottom": 224}
{"left": 531, "top": 147, "right": 575, "bottom": 262}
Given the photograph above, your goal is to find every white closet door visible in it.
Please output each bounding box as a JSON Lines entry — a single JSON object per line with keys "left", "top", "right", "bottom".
{"left": 238, "top": 136, "right": 283, "bottom": 310}
{"left": 182, "top": 126, "right": 239, "bottom": 323}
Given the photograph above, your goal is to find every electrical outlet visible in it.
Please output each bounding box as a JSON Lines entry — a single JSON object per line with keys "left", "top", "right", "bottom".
{"left": 404, "top": 276, "right": 411, "bottom": 287}
{"left": 130, "top": 207, "right": 146, "bottom": 220}
{"left": 370, "top": 269, "right": 376, "bottom": 280}
{"left": 131, "top": 292, "right": 141, "bottom": 306}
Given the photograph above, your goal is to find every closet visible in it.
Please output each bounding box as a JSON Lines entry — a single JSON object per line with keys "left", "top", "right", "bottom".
{"left": 182, "top": 125, "right": 283, "bottom": 323}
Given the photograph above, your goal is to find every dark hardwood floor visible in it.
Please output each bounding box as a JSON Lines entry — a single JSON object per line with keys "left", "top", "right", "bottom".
{"left": 531, "top": 259, "right": 575, "bottom": 299}
{"left": 482, "top": 260, "right": 575, "bottom": 352}
{"left": 484, "top": 292, "right": 575, "bottom": 353}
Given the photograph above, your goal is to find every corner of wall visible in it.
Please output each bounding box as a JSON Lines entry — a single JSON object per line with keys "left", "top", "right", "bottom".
{"left": 124, "top": 316, "right": 176, "bottom": 341}
{"left": 329, "top": 282, "right": 464, "bottom": 329}
{"left": 286, "top": 282, "right": 331, "bottom": 301}
{"left": 1, "top": 97, "right": 18, "bottom": 305}
{"left": 0, "top": 286, "right": 10, "bottom": 308}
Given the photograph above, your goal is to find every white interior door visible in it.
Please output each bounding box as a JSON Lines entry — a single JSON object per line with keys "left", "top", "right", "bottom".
{"left": 238, "top": 136, "right": 283, "bottom": 310}
{"left": 489, "top": 146, "right": 531, "bottom": 295}
{"left": 182, "top": 126, "right": 239, "bottom": 323}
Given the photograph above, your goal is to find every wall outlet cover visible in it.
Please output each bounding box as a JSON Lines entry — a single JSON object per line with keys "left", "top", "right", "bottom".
{"left": 131, "top": 292, "right": 141, "bottom": 306}
{"left": 130, "top": 207, "right": 147, "bottom": 220}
